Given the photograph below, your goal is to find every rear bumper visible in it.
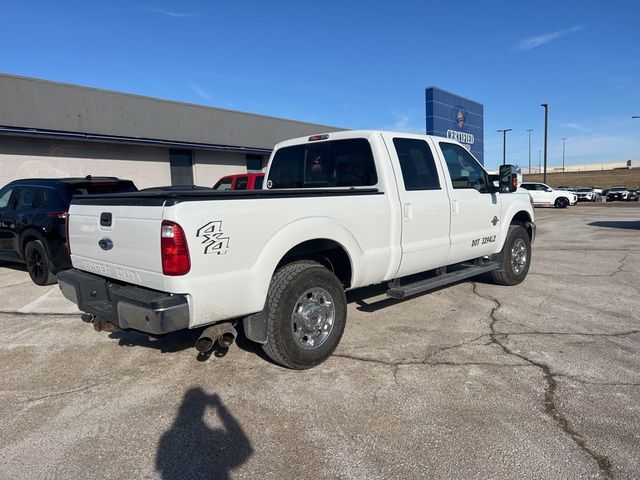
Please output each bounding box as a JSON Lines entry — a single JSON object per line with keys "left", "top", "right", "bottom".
{"left": 57, "top": 269, "right": 190, "bottom": 335}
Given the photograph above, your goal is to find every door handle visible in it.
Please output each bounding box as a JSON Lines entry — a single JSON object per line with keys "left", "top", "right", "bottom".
{"left": 403, "top": 203, "right": 413, "bottom": 221}
{"left": 452, "top": 199, "right": 460, "bottom": 216}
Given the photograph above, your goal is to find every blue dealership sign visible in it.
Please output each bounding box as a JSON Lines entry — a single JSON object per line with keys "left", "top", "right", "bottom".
{"left": 425, "top": 87, "right": 484, "bottom": 165}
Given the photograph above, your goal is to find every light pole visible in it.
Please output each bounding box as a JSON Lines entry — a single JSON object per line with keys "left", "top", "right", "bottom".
{"left": 538, "top": 149, "right": 541, "bottom": 173}
{"left": 526, "top": 129, "right": 533, "bottom": 174}
{"left": 541, "top": 104, "right": 549, "bottom": 184}
{"left": 561, "top": 137, "right": 567, "bottom": 172}
{"left": 497, "top": 128, "right": 513, "bottom": 165}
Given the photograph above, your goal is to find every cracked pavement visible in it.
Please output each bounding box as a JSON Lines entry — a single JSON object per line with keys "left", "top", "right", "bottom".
{"left": 0, "top": 205, "right": 639, "bottom": 479}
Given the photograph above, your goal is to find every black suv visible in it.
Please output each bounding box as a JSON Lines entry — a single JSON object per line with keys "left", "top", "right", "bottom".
{"left": 0, "top": 177, "right": 137, "bottom": 285}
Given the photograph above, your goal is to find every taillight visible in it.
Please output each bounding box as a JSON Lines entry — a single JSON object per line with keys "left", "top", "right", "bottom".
{"left": 161, "top": 221, "right": 191, "bottom": 276}
{"left": 47, "top": 210, "right": 68, "bottom": 220}
{"left": 65, "top": 214, "right": 71, "bottom": 254}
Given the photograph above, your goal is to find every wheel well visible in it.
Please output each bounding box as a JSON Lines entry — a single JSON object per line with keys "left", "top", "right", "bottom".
{"left": 510, "top": 211, "right": 533, "bottom": 240}
{"left": 20, "top": 234, "right": 40, "bottom": 258}
{"left": 276, "top": 239, "right": 353, "bottom": 288}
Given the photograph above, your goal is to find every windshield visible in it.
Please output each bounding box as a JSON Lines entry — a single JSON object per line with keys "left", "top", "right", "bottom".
{"left": 576, "top": 188, "right": 592, "bottom": 192}
{"left": 611, "top": 187, "right": 627, "bottom": 191}
{"left": 67, "top": 181, "right": 137, "bottom": 197}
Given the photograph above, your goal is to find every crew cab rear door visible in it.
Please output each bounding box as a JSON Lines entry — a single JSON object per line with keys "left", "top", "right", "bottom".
{"left": 435, "top": 141, "right": 501, "bottom": 264}
{"left": 382, "top": 133, "right": 451, "bottom": 277}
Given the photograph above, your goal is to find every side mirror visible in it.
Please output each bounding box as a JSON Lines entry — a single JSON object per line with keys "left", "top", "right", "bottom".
{"left": 498, "top": 165, "right": 518, "bottom": 193}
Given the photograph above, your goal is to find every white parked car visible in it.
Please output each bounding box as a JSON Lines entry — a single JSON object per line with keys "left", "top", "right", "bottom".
{"left": 520, "top": 182, "right": 577, "bottom": 208}
{"left": 59, "top": 130, "right": 535, "bottom": 369}
{"left": 574, "top": 187, "right": 599, "bottom": 202}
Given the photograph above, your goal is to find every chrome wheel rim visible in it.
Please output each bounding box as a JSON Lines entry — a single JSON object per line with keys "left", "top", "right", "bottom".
{"left": 291, "top": 287, "right": 335, "bottom": 349}
{"left": 511, "top": 239, "right": 527, "bottom": 275}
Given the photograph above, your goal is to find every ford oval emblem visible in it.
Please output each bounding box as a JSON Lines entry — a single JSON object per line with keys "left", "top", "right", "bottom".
{"left": 98, "top": 238, "right": 114, "bottom": 251}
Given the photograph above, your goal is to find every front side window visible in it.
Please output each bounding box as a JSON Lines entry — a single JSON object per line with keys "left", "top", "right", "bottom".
{"left": 268, "top": 139, "right": 377, "bottom": 189}
{"left": 214, "top": 178, "right": 233, "bottom": 191}
{"left": 393, "top": 138, "right": 440, "bottom": 191}
{"left": 536, "top": 184, "right": 550, "bottom": 191}
{"left": 0, "top": 188, "right": 14, "bottom": 209}
{"left": 440, "top": 143, "right": 489, "bottom": 193}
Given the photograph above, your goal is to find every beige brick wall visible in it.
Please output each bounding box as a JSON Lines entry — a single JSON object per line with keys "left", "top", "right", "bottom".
{"left": 0, "top": 136, "right": 170, "bottom": 189}
{"left": 193, "top": 150, "right": 249, "bottom": 187}
{"left": 0, "top": 136, "right": 267, "bottom": 190}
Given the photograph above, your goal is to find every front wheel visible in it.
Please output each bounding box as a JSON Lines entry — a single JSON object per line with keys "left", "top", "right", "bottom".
{"left": 491, "top": 225, "right": 531, "bottom": 286}
{"left": 262, "top": 261, "right": 347, "bottom": 369}
{"left": 555, "top": 197, "right": 569, "bottom": 208}
{"left": 25, "top": 240, "right": 57, "bottom": 286}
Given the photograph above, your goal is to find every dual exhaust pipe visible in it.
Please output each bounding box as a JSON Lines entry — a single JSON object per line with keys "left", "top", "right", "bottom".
{"left": 195, "top": 322, "right": 237, "bottom": 353}
{"left": 88, "top": 314, "right": 236, "bottom": 354}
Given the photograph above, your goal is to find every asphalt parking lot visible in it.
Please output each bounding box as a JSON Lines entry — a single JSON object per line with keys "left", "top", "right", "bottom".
{"left": 0, "top": 204, "right": 638, "bottom": 480}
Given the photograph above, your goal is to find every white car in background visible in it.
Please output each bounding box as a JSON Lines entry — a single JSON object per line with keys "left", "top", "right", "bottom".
{"left": 520, "top": 182, "right": 577, "bottom": 208}
{"left": 575, "top": 187, "right": 599, "bottom": 202}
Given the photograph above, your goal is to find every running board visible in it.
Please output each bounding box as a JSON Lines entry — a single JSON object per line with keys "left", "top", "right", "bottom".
{"left": 386, "top": 262, "right": 500, "bottom": 299}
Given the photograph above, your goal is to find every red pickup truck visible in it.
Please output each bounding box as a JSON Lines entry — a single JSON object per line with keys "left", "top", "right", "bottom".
{"left": 213, "top": 173, "right": 264, "bottom": 191}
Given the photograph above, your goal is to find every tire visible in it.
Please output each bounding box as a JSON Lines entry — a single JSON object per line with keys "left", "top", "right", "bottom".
{"left": 491, "top": 225, "right": 531, "bottom": 286}
{"left": 25, "top": 240, "right": 57, "bottom": 286}
{"left": 262, "top": 261, "right": 347, "bottom": 369}
{"left": 554, "top": 197, "right": 569, "bottom": 208}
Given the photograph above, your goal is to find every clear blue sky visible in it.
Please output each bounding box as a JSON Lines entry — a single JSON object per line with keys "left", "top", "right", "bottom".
{"left": 1, "top": 1, "right": 639, "bottom": 170}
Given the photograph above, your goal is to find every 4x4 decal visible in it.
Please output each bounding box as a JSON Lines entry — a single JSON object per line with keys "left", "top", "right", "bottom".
{"left": 197, "top": 221, "right": 230, "bottom": 255}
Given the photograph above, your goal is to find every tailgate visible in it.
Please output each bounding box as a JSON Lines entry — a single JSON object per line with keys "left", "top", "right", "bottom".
{"left": 68, "top": 203, "right": 166, "bottom": 291}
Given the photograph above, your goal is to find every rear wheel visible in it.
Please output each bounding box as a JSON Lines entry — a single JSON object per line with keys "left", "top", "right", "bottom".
{"left": 554, "top": 197, "right": 569, "bottom": 208}
{"left": 25, "top": 240, "right": 56, "bottom": 286}
{"left": 262, "top": 261, "right": 347, "bottom": 369}
{"left": 491, "top": 225, "right": 531, "bottom": 286}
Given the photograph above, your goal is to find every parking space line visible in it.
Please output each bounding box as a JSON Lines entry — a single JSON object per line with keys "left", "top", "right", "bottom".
{"left": 17, "top": 287, "right": 58, "bottom": 314}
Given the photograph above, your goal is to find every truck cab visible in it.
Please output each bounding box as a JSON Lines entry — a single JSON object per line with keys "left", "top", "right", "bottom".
{"left": 213, "top": 173, "right": 264, "bottom": 191}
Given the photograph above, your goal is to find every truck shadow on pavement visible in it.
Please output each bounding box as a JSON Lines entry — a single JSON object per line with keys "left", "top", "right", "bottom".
{"left": 108, "top": 328, "right": 204, "bottom": 354}
{"left": 349, "top": 273, "right": 495, "bottom": 313}
{"left": 107, "top": 323, "right": 273, "bottom": 363}
{"left": 588, "top": 220, "right": 640, "bottom": 230}
{"left": 156, "top": 387, "right": 253, "bottom": 480}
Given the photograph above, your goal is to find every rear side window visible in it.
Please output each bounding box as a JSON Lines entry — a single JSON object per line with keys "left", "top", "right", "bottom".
{"left": 268, "top": 139, "right": 377, "bottom": 189}
{"left": 234, "top": 177, "right": 248, "bottom": 190}
{"left": 15, "top": 188, "right": 36, "bottom": 210}
{"left": 439, "top": 143, "right": 490, "bottom": 193}
{"left": 393, "top": 138, "right": 440, "bottom": 190}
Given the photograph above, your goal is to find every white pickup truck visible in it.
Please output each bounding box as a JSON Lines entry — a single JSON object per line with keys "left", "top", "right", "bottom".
{"left": 58, "top": 130, "right": 535, "bottom": 369}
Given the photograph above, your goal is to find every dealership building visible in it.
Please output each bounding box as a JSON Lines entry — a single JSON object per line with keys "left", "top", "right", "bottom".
{"left": 0, "top": 74, "right": 340, "bottom": 189}
{"left": 425, "top": 86, "right": 484, "bottom": 165}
